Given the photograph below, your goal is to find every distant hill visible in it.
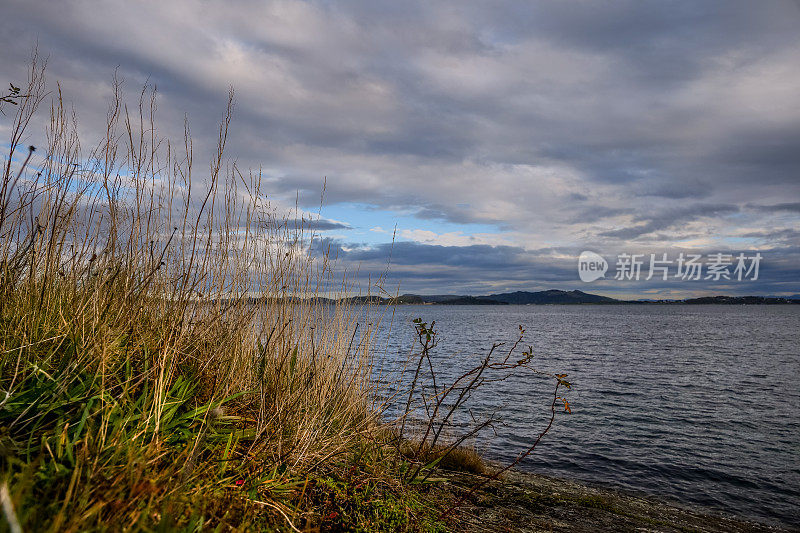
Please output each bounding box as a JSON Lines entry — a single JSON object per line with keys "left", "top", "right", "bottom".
{"left": 484, "top": 289, "right": 620, "bottom": 305}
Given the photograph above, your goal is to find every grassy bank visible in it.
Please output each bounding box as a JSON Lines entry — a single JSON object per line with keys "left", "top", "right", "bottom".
{"left": 0, "top": 55, "right": 434, "bottom": 532}
{"left": 1, "top": 56, "right": 569, "bottom": 532}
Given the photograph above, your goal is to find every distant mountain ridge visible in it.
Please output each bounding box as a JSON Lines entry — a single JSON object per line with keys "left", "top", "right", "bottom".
{"left": 297, "top": 290, "right": 800, "bottom": 306}
{"left": 381, "top": 290, "right": 800, "bottom": 305}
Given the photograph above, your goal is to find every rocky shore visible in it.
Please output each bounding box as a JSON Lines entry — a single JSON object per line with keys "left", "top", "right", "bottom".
{"left": 440, "top": 469, "right": 795, "bottom": 532}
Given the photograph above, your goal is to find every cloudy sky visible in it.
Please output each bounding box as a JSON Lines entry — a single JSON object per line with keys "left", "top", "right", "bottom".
{"left": 2, "top": 0, "right": 799, "bottom": 298}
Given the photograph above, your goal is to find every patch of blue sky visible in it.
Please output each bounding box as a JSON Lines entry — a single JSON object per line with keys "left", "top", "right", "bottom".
{"left": 3, "top": 142, "right": 169, "bottom": 198}
{"left": 318, "top": 202, "right": 502, "bottom": 246}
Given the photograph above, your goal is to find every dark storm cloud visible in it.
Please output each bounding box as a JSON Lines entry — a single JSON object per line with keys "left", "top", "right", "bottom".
{"left": 285, "top": 217, "right": 352, "bottom": 231}
{"left": 350, "top": 241, "right": 529, "bottom": 269}
{"left": 740, "top": 229, "right": 800, "bottom": 241}
{"left": 599, "top": 203, "right": 739, "bottom": 239}
{"left": 568, "top": 205, "right": 632, "bottom": 224}
{"left": 1, "top": 0, "right": 798, "bottom": 295}
{"left": 636, "top": 178, "right": 714, "bottom": 200}
{"left": 313, "top": 237, "right": 800, "bottom": 296}
{"left": 748, "top": 202, "right": 800, "bottom": 214}
{"left": 312, "top": 237, "right": 580, "bottom": 293}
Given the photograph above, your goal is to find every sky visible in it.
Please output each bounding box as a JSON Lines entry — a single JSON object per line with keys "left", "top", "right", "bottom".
{"left": 1, "top": 0, "right": 799, "bottom": 298}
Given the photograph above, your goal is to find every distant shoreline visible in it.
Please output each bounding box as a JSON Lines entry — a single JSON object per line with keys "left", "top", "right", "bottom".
{"left": 216, "top": 290, "right": 800, "bottom": 306}
{"left": 303, "top": 290, "right": 800, "bottom": 306}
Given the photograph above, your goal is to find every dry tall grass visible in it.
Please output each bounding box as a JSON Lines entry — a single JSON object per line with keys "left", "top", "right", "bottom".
{"left": 0, "top": 53, "right": 439, "bottom": 532}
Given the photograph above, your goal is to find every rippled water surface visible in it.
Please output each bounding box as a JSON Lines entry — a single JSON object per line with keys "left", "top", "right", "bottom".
{"left": 371, "top": 305, "right": 800, "bottom": 527}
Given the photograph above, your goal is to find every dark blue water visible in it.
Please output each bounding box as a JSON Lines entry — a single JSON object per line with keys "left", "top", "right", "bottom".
{"left": 372, "top": 305, "right": 800, "bottom": 527}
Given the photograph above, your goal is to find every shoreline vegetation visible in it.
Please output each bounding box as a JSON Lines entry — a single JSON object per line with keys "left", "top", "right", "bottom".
{"left": 1, "top": 57, "right": 790, "bottom": 532}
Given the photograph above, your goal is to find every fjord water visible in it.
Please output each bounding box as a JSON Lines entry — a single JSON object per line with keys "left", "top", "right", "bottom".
{"left": 374, "top": 304, "right": 800, "bottom": 527}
